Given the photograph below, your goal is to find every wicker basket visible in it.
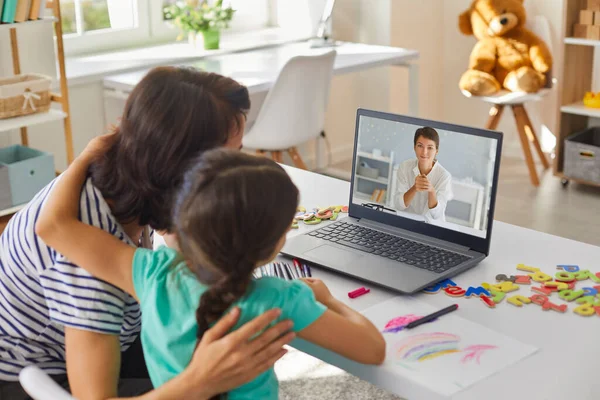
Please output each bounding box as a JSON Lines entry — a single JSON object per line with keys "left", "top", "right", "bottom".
{"left": 0, "top": 74, "right": 52, "bottom": 120}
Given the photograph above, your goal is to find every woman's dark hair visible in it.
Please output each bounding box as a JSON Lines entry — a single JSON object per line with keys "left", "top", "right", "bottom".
{"left": 414, "top": 127, "right": 440, "bottom": 149}
{"left": 173, "top": 149, "right": 298, "bottom": 399}
{"left": 91, "top": 66, "right": 250, "bottom": 232}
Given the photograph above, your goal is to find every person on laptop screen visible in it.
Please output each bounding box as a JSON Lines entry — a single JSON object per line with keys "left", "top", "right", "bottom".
{"left": 393, "top": 127, "right": 453, "bottom": 222}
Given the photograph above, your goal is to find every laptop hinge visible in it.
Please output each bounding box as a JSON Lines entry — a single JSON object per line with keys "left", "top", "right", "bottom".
{"left": 357, "top": 217, "right": 472, "bottom": 253}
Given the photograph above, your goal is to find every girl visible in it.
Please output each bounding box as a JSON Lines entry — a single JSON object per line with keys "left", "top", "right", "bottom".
{"left": 36, "top": 138, "right": 386, "bottom": 399}
{"left": 0, "top": 66, "right": 295, "bottom": 400}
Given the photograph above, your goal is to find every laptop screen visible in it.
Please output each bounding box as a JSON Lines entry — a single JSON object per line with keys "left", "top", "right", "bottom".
{"left": 351, "top": 113, "right": 500, "bottom": 240}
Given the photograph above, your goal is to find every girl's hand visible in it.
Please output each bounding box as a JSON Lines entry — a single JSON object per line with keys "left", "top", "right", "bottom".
{"left": 79, "top": 131, "right": 118, "bottom": 163}
{"left": 300, "top": 278, "right": 334, "bottom": 305}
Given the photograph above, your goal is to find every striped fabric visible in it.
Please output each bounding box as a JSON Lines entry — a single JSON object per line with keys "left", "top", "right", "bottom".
{"left": 0, "top": 177, "right": 142, "bottom": 381}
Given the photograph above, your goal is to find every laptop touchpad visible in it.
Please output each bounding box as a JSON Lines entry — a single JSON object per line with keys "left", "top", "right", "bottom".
{"left": 303, "top": 245, "right": 364, "bottom": 265}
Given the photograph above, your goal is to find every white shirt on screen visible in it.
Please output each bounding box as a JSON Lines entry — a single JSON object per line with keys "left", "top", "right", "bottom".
{"left": 394, "top": 159, "right": 453, "bottom": 222}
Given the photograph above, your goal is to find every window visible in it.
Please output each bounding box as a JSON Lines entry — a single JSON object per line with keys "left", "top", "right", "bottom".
{"left": 60, "top": 0, "right": 150, "bottom": 55}
{"left": 150, "top": 0, "right": 273, "bottom": 41}
{"left": 61, "top": 0, "right": 275, "bottom": 56}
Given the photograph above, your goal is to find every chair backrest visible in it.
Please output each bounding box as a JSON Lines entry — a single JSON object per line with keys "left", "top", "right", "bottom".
{"left": 242, "top": 50, "right": 336, "bottom": 151}
{"left": 527, "top": 15, "right": 553, "bottom": 88}
{"left": 19, "top": 366, "right": 76, "bottom": 400}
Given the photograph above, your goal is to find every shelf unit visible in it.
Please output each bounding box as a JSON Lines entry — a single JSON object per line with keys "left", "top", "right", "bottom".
{"left": 555, "top": 0, "right": 600, "bottom": 187}
{"left": 353, "top": 151, "right": 395, "bottom": 206}
{"left": 0, "top": 0, "right": 73, "bottom": 220}
{"left": 0, "top": 16, "right": 55, "bottom": 32}
{"left": 355, "top": 174, "right": 388, "bottom": 184}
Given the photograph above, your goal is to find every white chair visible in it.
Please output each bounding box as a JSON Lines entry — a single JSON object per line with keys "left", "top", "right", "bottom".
{"left": 242, "top": 50, "right": 337, "bottom": 169}
{"left": 462, "top": 16, "right": 554, "bottom": 186}
{"left": 19, "top": 366, "right": 76, "bottom": 400}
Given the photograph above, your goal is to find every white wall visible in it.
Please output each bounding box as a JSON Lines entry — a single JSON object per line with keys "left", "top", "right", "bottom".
{"left": 441, "top": 0, "right": 564, "bottom": 159}
{"left": 0, "top": 0, "right": 566, "bottom": 173}
{"left": 336, "top": 0, "right": 564, "bottom": 162}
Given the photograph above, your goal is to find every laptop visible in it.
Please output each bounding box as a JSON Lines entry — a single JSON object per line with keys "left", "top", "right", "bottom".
{"left": 281, "top": 109, "right": 503, "bottom": 294}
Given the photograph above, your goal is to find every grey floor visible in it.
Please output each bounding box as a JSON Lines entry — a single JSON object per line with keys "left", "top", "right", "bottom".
{"left": 277, "top": 155, "right": 600, "bottom": 399}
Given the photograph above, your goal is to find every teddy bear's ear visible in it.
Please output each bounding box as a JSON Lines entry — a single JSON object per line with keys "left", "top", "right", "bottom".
{"left": 459, "top": 10, "right": 473, "bottom": 35}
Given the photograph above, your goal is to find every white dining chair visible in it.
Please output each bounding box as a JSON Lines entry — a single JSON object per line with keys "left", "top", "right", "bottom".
{"left": 462, "top": 16, "right": 555, "bottom": 186}
{"left": 242, "top": 50, "right": 337, "bottom": 169}
{"left": 19, "top": 365, "right": 76, "bottom": 400}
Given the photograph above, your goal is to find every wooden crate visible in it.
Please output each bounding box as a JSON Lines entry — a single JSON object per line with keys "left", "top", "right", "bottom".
{"left": 581, "top": 9, "right": 595, "bottom": 24}
{"left": 588, "top": 0, "right": 600, "bottom": 11}
{"left": 574, "top": 23, "right": 600, "bottom": 39}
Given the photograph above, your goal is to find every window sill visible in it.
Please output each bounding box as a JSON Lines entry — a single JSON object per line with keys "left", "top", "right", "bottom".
{"left": 65, "top": 28, "right": 312, "bottom": 87}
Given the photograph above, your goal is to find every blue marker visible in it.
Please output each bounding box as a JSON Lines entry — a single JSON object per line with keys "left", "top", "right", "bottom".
{"left": 305, "top": 263, "right": 312, "bottom": 277}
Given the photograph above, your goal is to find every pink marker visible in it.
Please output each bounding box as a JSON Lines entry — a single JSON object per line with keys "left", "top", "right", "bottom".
{"left": 348, "top": 287, "right": 370, "bottom": 298}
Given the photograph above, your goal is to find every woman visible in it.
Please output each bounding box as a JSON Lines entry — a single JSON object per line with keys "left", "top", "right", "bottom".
{"left": 0, "top": 66, "right": 294, "bottom": 399}
{"left": 394, "top": 127, "right": 453, "bottom": 222}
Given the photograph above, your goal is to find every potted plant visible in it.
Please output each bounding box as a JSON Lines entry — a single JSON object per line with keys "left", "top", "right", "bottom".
{"left": 163, "top": 0, "right": 235, "bottom": 50}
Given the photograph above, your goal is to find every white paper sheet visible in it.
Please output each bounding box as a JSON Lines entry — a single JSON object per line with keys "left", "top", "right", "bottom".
{"left": 361, "top": 296, "right": 538, "bottom": 397}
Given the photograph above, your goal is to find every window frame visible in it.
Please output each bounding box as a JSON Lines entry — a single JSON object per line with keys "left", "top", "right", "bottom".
{"left": 61, "top": 0, "right": 151, "bottom": 56}
{"left": 62, "top": 0, "right": 279, "bottom": 57}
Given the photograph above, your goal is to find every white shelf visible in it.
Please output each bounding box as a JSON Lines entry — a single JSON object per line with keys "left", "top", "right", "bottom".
{"left": 357, "top": 151, "right": 392, "bottom": 163}
{"left": 564, "top": 37, "right": 600, "bottom": 47}
{"left": 0, "top": 204, "right": 25, "bottom": 218}
{"left": 0, "top": 17, "right": 55, "bottom": 32}
{"left": 560, "top": 102, "right": 600, "bottom": 118}
{"left": 354, "top": 192, "right": 373, "bottom": 202}
{"left": 353, "top": 191, "right": 387, "bottom": 204}
{"left": 356, "top": 174, "right": 389, "bottom": 185}
{"left": 0, "top": 109, "right": 67, "bottom": 133}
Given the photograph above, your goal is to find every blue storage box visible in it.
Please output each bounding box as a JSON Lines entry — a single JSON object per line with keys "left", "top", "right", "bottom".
{"left": 0, "top": 145, "right": 55, "bottom": 210}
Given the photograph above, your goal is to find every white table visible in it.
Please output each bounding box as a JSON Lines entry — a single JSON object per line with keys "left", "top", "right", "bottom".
{"left": 103, "top": 41, "right": 420, "bottom": 116}
{"left": 279, "top": 164, "right": 600, "bottom": 400}
{"left": 102, "top": 41, "right": 418, "bottom": 172}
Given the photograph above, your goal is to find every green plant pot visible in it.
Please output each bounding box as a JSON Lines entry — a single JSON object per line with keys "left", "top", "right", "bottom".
{"left": 202, "top": 29, "right": 220, "bottom": 50}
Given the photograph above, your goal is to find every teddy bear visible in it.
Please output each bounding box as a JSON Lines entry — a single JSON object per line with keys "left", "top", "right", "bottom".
{"left": 458, "top": 0, "right": 553, "bottom": 96}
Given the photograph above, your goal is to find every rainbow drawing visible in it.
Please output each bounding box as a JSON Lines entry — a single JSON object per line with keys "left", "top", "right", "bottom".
{"left": 394, "top": 332, "right": 461, "bottom": 362}
{"left": 382, "top": 314, "right": 423, "bottom": 333}
{"left": 460, "top": 345, "right": 497, "bottom": 364}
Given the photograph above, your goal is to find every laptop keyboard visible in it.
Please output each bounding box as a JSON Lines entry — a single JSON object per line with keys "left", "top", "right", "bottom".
{"left": 308, "top": 221, "right": 470, "bottom": 274}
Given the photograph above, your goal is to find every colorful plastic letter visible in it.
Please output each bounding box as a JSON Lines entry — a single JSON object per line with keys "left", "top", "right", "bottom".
{"left": 496, "top": 274, "right": 516, "bottom": 283}
{"left": 489, "top": 290, "right": 506, "bottom": 304}
{"left": 555, "top": 271, "right": 575, "bottom": 282}
{"left": 557, "top": 265, "right": 580, "bottom": 272}
{"left": 582, "top": 287, "right": 599, "bottom": 297}
{"left": 423, "top": 278, "right": 457, "bottom": 294}
{"left": 464, "top": 286, "right": 491, "bottom": 298}
{"left": 574, "top": 304, "right": 596, "bottom": 316}
{"left": 480, "top": 295, "right": 495, "bottom": 308}
{"left": 575, "top": 296, "right": 600, "bottom": 306}
{"left": 444, "top": 286, "right": 466, "bottom": 297}
{"left": 529, "top": 271, "right": 552, "bottom": 283}
{"left": 541, "top": 301, "right": 568, "bottom": 313}
{"left": 530, "top": 294, "right": 549, "bottom": 306}
{"left": 517, "top": 264, "right": 539, "bottom": 273}
{"left": 558, "top": 290, "right": 584, "bottom": 302}
{"left": 545, "top": 281, "right": 568, "bottom": 291}
{"left": 508, "top": 295, "right": 532, "bottom": 307}
{"left": 489, "top": 282, "right": 519, "bottom": 293}
{"left": 573, "top": 270, "right": 600, "bottom": 282}
{"left": 531, "top": 286, "right": 553, "bottom": 296}
{"left": 514, "top": 275, "right": 531, "bottom": 285}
